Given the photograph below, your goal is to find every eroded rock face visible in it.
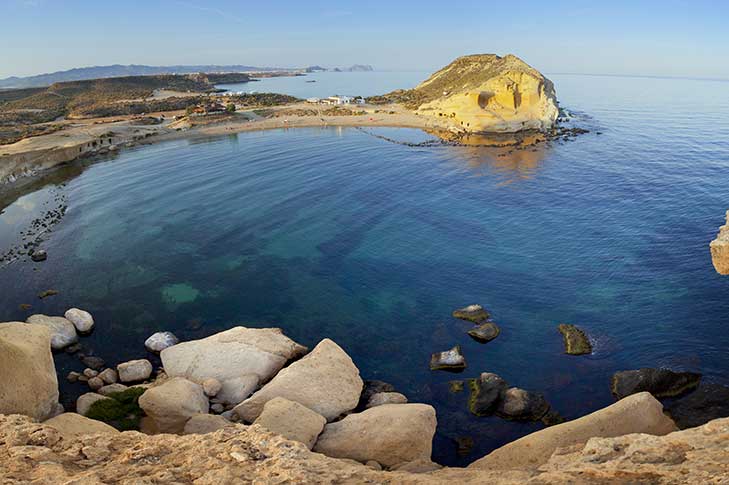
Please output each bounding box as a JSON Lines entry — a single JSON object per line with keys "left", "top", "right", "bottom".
{"left": 401, "top": 54, "right": 558, "bottom": 134}
{"left": 138, "top": 377, "right": 209, "bottom": 433}
{"left": 254, "top": 397, "right": 326, "bottom": 449}
{"left": 234, "top": 339, "right": 362, "bottom": 422}
{"left": 161, "top": 326, "right": 307, "bottom": 406}
{"left": 470, "top": 392, "right": 678, "bottom": 471}
{"left": 710, "top": 211, "right": 729, "bottom": 274}
{"left": 0, "top": 322, "right": 59, "bottom": 420}
{"left": 0, "top": 413, "right": 726, "bottom": 484}
{"left": 313, "top": 403, "right": 437, "bottom": 467}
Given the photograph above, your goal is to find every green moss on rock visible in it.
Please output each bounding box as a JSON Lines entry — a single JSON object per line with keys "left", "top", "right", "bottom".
{"left": 557, "top": 323, "right": 592, "bottom": 355}
{"left": 86, "top": 387, "right": 146, "bottom": 431}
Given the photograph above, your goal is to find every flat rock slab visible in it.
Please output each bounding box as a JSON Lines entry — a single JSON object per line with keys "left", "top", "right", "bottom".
{"left": 44, "top": 413, "right": 118, "bottom": 437}
{"left": 452, "top": 304, "right": 490, "bottom": 324}
{"left": 469, "top": 392, "right": 678, "bottom": 471}
{"left": 611, "top": 368, "right": 701, "bottom": 400}
{"left": 557, "top": 323, "right": 592, "bottom": 355}
{"left": 254, "top": 397, "right": 326, "bottom": 449}
{"left": 0, "top": 322, "right": 60, "bottom": 420}
{"left": 161, "top": 326, "right": 307, "bottom": 406}
{"left": 26, "top": 314, "right": 78, "bottom": 350}
{"left": 467, "top": 323, "right": 500, "bottom": 343}
{"left": 430, "top": 345, "right": 466, "bottom": 371}
{"left": 313, "top": 403, "right": 437, "bottom": 467}
{"left": 234, "top": 338, "right": 362, "bottom": 422}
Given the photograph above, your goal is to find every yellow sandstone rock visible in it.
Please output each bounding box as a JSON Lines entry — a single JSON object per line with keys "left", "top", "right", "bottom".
{"left": 710, "top": 211, "right": 729, "bottom": 274}
{"left": 407, "top": 54, "right": 558, "bottom": 133}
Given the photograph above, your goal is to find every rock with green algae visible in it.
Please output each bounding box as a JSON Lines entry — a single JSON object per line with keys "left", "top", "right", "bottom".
{"left": 557, "top": 323, "right": 592, "bottom": 355}
{"left": 611, "top": 368, "right": 701, "bottom": 400}
{"left": 468, "top": 373, "right": 507, "bottom": 416}
{"left": 468, "top": 322, "right": 500, "bottom": 343}
{"left": 85, "top": 387, "right": 146, "bottom": 431}
{"left": 429, "top": 345, "right": 466, "bottom": 372}
{"left": 452, "top": 304, "right": 489, "bottom": 324}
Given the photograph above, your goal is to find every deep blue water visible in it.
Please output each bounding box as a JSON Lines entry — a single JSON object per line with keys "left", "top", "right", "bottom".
{"left": 1, "top": 74, "right": 728, "bottom": 466}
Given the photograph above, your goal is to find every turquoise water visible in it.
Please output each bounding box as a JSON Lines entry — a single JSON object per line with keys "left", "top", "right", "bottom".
{"left": 1, "top": 73, "right": 729, "bottom": 465}
{"left": 217, "top": 70, "right": 428, "bottom": 98}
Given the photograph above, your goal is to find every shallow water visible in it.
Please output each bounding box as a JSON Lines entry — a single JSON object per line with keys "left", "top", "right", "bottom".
{"left": 1, "top": 73, "right": 729, "bottom": 466}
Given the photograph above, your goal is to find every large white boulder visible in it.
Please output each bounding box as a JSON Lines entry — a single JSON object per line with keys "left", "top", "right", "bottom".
{"left": 469, "top": 391, "right": 678, "bottom": 470}
{"left": 234, "top": 339, "right": 362, "bottom": 422}
{"left": 0, "top": 322, "right": 59, "bottom": 420}
{"left": 313, "top": 403, "right": 437, "bottom": 467}
{"left": 64, "top": 308, "right": 95, "bottom": 333}
{"left": 254, "top": 397, "right": 326, "bottom": 449}
{"left": 25, "top": 315, "right": 78, "bottom": 350}
{"left": 160, "top": 326, "right": 307, "bottom": 406}
{"left": 138, "top": 377, "right": 209, "bottom": 433}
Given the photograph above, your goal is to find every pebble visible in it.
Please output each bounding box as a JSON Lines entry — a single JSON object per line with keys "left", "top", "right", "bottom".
{"left": 98, "top": 368, "right": 118, "bottom": 384}
{"left": 88, "top": 376, "right": 104, "bottom": 391}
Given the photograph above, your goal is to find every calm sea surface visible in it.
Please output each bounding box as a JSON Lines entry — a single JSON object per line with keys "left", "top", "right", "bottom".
{"left": 1, "top": 72, "right": 728, "bottom": 466}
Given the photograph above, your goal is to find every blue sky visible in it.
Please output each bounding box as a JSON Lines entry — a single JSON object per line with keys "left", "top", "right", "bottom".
{"left": 2, "top": 0, "right": 728, "bottom": 79}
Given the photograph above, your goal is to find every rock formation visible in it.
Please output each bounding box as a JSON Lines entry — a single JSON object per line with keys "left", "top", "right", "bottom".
{"left": 557, "top": 323, "right": 592, "bottom": 355}
{"left": 710, "top": 211, "right": 729, "bottom": 274}
{"left": 611, "top": 368, "right": 701, "bottom": 400}
{"left": 379, "top": 54, "right": 559, "bottom": 134}
{"left": 0, "top": 323, "right": 60, "bottom": 420}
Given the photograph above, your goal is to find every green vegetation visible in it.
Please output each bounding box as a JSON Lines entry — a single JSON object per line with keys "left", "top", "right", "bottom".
{"left": 226, "top": 103, "right": 236, "bottom": 113}
{"left": 85, "top": 387, "right": 146, "bottom": 431}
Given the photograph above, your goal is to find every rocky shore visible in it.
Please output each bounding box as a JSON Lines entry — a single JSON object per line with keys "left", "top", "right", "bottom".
{"left": 2, "top": 309, "right": 729, "bottom": 482}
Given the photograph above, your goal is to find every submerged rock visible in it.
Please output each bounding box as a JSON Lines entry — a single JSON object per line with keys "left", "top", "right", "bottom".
{"left": 161, "top": 326, "right": 307, "bottom": 406}
{"left": 468, "top": 373, "right": 508, "bottom": 416}
{"left": 557, "top": 323, "right": 592, "bottom": 355}
{"left": 313, "top": 403, "right": 437, "bottom": 467}
{"left": 234, "top": 339, "right": 362, "bottom": 422}
{"left": 64, "top": 308, "right": 94, "bottom": 333}
{"left": 454, "top": 436, "right": 474, "bottom": 456}
{"left": 254, "top": 397, "right": 326, "bottom": 449}
{"left": 611, "top": 368, "right": 701, "bottom": 400}
{"left": 0, "top": 322, "right": 60, "bottom": 420}
{"left": 664, "top": 383, "right": 729, "bottom": 429}
{"left": 144, "top": 331, "right": 179, "bottom": 353}
{"left": 710, "top": 210, "right": 729, "bottom": 274}
{"left": 80, "top": 355, "right": 105, "bottom": 370}
{"left": 429, "top": 345, "right": 466, "bottom": 371}
{"left": 26, "top": 314, "right": 78, "bottom": 350}
{"left": 496, "top": 388, "right": 550, "bottom": 421}
{"left": 448, "top": 380, "right": 464, "bottom": 393}
{"left": 452, "top": 304, "right": 489, "bottom": 324}
{"left": 30, "top": 249, "right": 47, "bottom": 262}
{"left": 467, "top": 322, "right": 500, "bottom": 343}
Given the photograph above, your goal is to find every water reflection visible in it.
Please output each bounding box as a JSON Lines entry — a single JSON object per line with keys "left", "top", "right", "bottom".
{"left": 454, "top": 140, "right": 550, "bottom": 181}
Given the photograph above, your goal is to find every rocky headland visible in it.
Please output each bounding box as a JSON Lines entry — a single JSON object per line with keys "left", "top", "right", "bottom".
{"left": 2, "top": 309, "right": 729, "bottom": 483}
{"left": 710, "top": 210, "right": 729, "bottom": 274}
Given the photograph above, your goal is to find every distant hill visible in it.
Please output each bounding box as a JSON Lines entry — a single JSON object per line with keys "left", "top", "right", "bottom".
{"left": 0, "top": 63, "right": 376, "bottom": 89}
{"left": 0, "top": 64, "right": 290, "bottom": 89}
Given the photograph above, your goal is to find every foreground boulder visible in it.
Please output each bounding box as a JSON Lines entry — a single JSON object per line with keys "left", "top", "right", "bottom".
{"left": 710, "top": 210, "right": 729, "bottom": 274}
{"left": 557, "top": 323, "right": 592, "bottom": 355}
{"left": 25, "top": 314, "right": 78, "bottom": 350}
{"left": 469, "top": 392, "right": 677, "bottom": 471}
{"left": 234, "top": 339, "right": 362, "bottom": 422}
{"left": 161, "top": 326, "right": 307, "bottom": 406}
{"left": 611, "top": 368, "right": 701, "bottom": 399}
{"left": 254, "top": 397, "right": 326, "bottom": 449}
{"left": 138, "top": 377, "right": 209, "bottom": 433}
{"left": 313, "top": 403, "right": 437, "bottom": 467}
{"left": 43, "top": 413, "right": 118, "bottom": 437}
{"left": 0, "top": 322, "right": 59, "bottom": 420}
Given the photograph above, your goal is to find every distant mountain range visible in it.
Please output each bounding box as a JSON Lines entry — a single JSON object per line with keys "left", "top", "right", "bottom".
{"left": 0, "top": 63, "right": 376, "bottom": 89}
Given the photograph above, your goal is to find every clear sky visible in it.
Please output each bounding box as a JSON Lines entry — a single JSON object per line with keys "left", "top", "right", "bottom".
{"left": 2, "top": 0, "right": 728, "bottom": 79}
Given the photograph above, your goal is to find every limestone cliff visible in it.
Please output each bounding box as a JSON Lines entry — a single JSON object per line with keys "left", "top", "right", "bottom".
{"left": 710, "top": 211, "right": 729, "bottom": 274}
{"left": 1, "top": 414, "right": 727, "bottom": 483}
{"left": 374, "top": 54, "right": 558, "bottom": 134}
